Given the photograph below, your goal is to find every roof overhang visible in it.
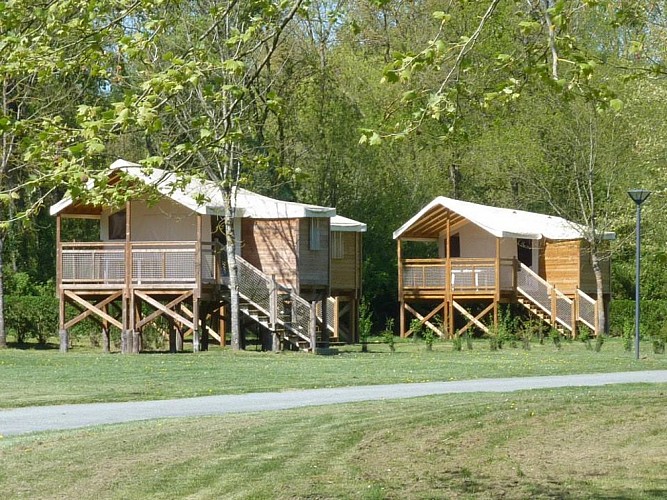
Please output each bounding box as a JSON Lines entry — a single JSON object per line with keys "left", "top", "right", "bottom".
{"left": 394, "top": 196, "right": 592, "bottom": 242}
{"left": 50, "top": 159, "right": 343, "bottom": 221}
{"left": 331, "top": 215, "right": 367, "bottom": 232}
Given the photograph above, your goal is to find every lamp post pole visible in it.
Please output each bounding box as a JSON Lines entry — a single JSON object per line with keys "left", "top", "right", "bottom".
{"left": 628, "top": 189, "right": 650, "bottom": 360}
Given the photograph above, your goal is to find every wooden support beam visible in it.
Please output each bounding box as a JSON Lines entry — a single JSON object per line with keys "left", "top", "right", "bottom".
{"left": 134, "top": 290, "right": 194, "bottom": 330}
{"left": 452, "top": 301, "right": 493, "bottom": 335}
{"left": 404, "top": 303, "right": 445, "bottom": 337}
{"left": 181, "top": 303, "right": 221, "bottom": 342}
{"left": 64, "top": 291, "right": 122, "bottom": 330}
{"left": 137, "top": 291, "right": 193, "bottom": 329}
{"left": 64, "top": 291, "right": 123, "bottom": 329}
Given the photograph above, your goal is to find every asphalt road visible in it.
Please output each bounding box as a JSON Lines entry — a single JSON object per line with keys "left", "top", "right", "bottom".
{"left": 2, "top": 370, "right": 666, "bottom": 437}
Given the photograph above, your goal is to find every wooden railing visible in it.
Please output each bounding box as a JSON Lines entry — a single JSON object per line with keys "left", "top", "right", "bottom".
{"left": 401, "top": 258, "right": 515, "bottom": 293}
{"left": 59, "top": 241, "right": 222, "bottom": 287}
{"left": 236, "top": 256, "right": 321, "bottom": 351}
{"left": 517, "top": 263, "right": 599, "bottom": 334}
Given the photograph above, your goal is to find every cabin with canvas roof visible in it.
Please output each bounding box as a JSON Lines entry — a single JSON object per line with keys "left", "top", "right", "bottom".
{"left": 394, "top": 197, "right": 613, "bottom": 339}
{"left": 50, "top": 159, "right": 365, "bottom": 352}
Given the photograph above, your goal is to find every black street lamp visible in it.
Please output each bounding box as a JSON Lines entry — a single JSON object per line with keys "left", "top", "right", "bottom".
{"left": 628, "top": 188, "right": 650, "bottom": 360}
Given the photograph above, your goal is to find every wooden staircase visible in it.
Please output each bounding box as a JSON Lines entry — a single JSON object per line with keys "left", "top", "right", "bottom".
{"left": 516, "top": 263, "right": 598, "bottom": 336}
{"left": 235, "top": 256, "right": 328, "bottom": 352}
{"left": 517, "top": 296, "right": 567, "bottom": 335}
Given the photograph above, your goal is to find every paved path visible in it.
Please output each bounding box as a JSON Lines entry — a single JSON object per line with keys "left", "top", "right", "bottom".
{"left": 2, "top": 370, "right": 666, "bottom": 437}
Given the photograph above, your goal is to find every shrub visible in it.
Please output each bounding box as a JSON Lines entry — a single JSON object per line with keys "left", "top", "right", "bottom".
{"left": 550, "top": 328, "right": 562, "bottom": 350}
{"left": 422, "top": 328, "right": 435, "bottom": 351}
{"left": 579, "top": 326, "right": 593, "bottom": 350}
{"left": 452, "top": 335, "right": 463, "bottom": 351}
{"left": 5, "top": 294, "right": 59, "bottom": 345}
{"left": 359, "top": 300, "right": 373, "bottom": 353}
{"left": 382, "top": 317, "right": 396, "bottom": 353}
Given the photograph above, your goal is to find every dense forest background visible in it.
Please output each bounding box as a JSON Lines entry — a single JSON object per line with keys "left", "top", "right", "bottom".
{"left": 2, "top": 0, "right": 667, "bottom": 344}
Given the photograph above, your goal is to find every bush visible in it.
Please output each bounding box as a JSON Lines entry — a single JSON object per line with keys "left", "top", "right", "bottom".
{"left": 382, "top": 317, "right": 396, "bottom": 353}
{"left": 359, "top": 300, "right": 373, "bottom": 353}
{"left": 452, "top": 335, "right": 463, "bottom": 351}
{"left": 5, "top": 293, "right": 59, "bottom": 344}
{"left": 550, "top": 328, "right": 562, "bottom": 350}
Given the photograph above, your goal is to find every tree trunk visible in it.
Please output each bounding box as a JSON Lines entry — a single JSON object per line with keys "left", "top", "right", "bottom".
{"left": 0, "top": 234, "right": 5, "bottom": 348}
{"left": 590, "top": 250, "right": 606, "bottom": 335}
{"left": 223, "top": 189, "right": 242, "bottom": 350}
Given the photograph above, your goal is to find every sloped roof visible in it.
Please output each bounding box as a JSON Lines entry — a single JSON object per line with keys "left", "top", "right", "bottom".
{"left": 50, "top": 159, "right": 336, "bottom": 219}
{"left": 393, "top": 196, "right": 614, "bottom": 241}
{"left": 331, "top": 215, "right": 366, "bottom": 232}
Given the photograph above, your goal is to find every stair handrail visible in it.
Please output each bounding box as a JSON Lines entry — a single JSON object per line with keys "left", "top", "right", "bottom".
{"left": 516, "top": 263, "right": 573, "bottom": 331}
{"left": 235, "top": 255, "right": 315, "bottom": 348}
{"left": 576, "top": 289, "right": 597, "bottom": 331}
{"left": 315, "top": 297, "right": 336, "bottom": 334}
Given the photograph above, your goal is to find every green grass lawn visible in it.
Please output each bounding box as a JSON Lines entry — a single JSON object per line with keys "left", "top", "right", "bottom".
{"left": 1, "top": 337, "right": 666, "bottom": 408}
{"left": 1, "top": 384, "right": 665, "bottom": 499}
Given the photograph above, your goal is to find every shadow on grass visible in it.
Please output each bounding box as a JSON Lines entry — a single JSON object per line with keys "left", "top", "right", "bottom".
{"left": 5, "top": 341, "right": 60, "bottom": 350}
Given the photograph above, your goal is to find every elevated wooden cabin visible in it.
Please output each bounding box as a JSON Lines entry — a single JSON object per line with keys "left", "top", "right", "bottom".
{"left": 51, "top": 159, "right": 365, "bottom": 352}
{"left": 394, "top": 197, "right": 613, "bottom": 338}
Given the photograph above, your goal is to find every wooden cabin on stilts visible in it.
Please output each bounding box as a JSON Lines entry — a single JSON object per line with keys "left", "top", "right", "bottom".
{"left": 51, "top": 159, "right": 365, "bottom": 353}
{"left": 393, "top": 197, "right": 613, "bottom": 340}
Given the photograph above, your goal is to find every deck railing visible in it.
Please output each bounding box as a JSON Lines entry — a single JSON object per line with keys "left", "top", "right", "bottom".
{"left": 59, "top": 241, "right": 221, "bottom": 287}
{"left": 401, "top": 258, "right": 515, "bottom": 293}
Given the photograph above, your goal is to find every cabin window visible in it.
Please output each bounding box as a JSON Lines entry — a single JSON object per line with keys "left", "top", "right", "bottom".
{"left": 309, "top": 218, "right": 322, "bottom": 251}
{"left": 517, "top": 238, "right": 533, "bottom": 267}
{"left": 331, "top": 232, "right": 344, "bottom": 259}
{"left": 108, "top": 210, "right": 126, "bottom": 240}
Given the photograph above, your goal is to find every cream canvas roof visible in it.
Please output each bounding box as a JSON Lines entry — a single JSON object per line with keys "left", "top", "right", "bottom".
{"left": 393, "top": 196, "right": 614, "bottom": 241}
{"left": 331, "top": 215, "right": 366, "bottom": 232}
{"left": 50, "top": 159, "right": 337, "bottom": 219}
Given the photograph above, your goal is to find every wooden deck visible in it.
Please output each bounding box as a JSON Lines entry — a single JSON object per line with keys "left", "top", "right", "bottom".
{"left": 58, "top": 241, "right": 224, "bottom": 292}
{"left": 399, "top": 258, "right": 516, "bottom": 299}
{"left": 398, "top": 257, "right": 599, "bottom": 338}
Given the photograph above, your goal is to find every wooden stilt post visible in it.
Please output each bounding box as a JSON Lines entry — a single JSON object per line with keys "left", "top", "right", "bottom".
{"left": 121, "top": 295, "right": 128, "bottom": 354}
{"left": 494, "top": 238, "right": 500, "bottom": 332}
{"left": 192, "top": 297, "right": 200, "bottom": 353}
{"left": 102, "top": 303, "right": 110, "bottom": 353}
{"left": 123, "top": 201, "right": 132, "bottom": 354}
{"left": 169, "top": 318, "right": 177, "bottom": 353}
{"left": 219, "top": 304, "right": 226, "bottom": 347}
{"left": 134, "top": 293, "right": 143, "bottom": 353}
{"left": 446, "top": 214, "right": 454, "bottom": 338}
{"left": 321, "top": 294, "right": 329, "bottom": 349}
{"left": 200, "top": 302, "right": 209, "bottom": 351}
{"left": 192, "top": 213, "right": 202, "bottom": 353}
{"left": 56, "top": 215, "right": 68, "bottom": 352}
{"left": 398, "top": 239, "right": 405, "bottom": 338}
{"left": 309, "top": 301, "right": 317, "bottom": 353}
{"left": 58, "top": 292, "right": 68, "bottom": 353}
{"left": 175, "top": 318, "right": 184, "bottom": 352}
{"left": 269, "top": 276, "right": 280, "bottom": 352}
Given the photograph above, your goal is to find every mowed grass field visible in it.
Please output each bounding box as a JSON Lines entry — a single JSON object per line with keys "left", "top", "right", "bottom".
{"left": 2, "top": 339, "right": 666, "bottom": 498}
{"left": 1, "top": 338, "right": 667, "bottom": 408}
{"left": 1, "top": 384, "right": 666, "bottom": 499}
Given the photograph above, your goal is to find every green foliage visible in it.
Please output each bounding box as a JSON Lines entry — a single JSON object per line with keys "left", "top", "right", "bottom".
{"left": 595, "top": 334, "right": 605, "bottom": 353}
{"left": 5, "top": 290, "right": 58, "bottom": 345}
{"left": 652, "top": 323, "right": 667, "bottom": 355}
{"left": 422, "top": 328, "right": 436, "bottom": 351}
{"left": 487, "top": 306, "right": 517, "bottom": 351}
{"left": 579, "top": 326, "right": 593, "bottom": 351}
{"left": 359, "top": 300, "right": 373, "bottom": 353}
{"left": 550, "top": 328, "right": 562, "bottom": 351}
{"left": 382, "top": 317, "right": 396, "bottom": 353}
{"left": 452, "top": 335, "right": 463, "bottom": 352}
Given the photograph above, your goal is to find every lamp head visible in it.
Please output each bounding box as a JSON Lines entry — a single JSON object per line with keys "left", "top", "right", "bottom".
{"left": 628, "top": 188, "right": 651, "bottom": 206}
